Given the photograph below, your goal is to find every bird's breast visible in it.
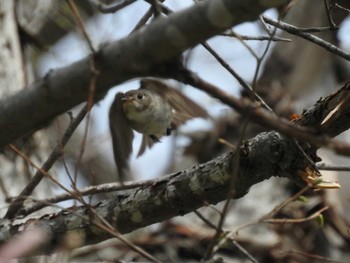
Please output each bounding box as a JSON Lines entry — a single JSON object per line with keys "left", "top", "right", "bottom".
{"left": 125, "top": 99, "right": 173, "bottom": 135}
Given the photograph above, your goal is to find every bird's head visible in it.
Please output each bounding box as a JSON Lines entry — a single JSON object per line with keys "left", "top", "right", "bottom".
{"left": 122, "top": 90, "right": 152, "bottom": 115}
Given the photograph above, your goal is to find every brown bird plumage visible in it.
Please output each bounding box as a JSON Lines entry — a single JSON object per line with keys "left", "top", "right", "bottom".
{"left": 109, "top": 78, "right": 208, "bottom": 181}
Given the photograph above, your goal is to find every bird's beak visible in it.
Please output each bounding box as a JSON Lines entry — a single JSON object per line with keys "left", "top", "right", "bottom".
{"left": 121, "top": 96, "right": 131, "bottom": 102}
{"left": 121, "top": 96, "right": 136, "bottom": 112}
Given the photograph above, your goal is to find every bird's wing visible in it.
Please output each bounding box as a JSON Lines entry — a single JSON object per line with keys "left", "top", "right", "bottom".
{"left": 109, "top": 92, "right": 134, "bottom": 181}
{"left": 140, "top": 78, "right": 208, "bottom": 127}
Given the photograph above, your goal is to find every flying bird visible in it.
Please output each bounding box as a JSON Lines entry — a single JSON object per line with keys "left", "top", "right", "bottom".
{"left": 109, "top": 78, "right": 208, "bottom": 181}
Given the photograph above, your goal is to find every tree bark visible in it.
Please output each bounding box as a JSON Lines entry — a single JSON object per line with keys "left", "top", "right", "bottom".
{"left": 1, "top": 81, "right": 349, "bottom": 254}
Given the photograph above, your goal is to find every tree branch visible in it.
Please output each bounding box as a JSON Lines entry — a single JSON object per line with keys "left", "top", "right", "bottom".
{"left": 0, "top": 0, "right": 284, "bottom": 148}
{"left": 180, "top": 73, "right": 350, "bottom": 156}
{"left": 262, "top": 16, "right": 350, "bottom": 61}
{"left": 0, "top": 131, "right": 294, "bottom": 253}
{"left": 1, "top": 80, "right": 350, "bottom": 253}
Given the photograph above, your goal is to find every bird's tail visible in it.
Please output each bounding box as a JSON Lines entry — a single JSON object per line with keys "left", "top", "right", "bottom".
{"left": 137, "top": 135, "right": 158, "bottom": 157}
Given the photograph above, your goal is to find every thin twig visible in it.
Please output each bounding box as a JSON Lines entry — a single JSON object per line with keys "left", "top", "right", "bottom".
{"left": 221, "top": 32, "right": 291, "bottom": 42}
{"left": 227, "top": 238, "right": 259, "bottom": 263}
{"left": 264, "top": 185, "right": 311, "bottom": 219}
{"left": 15, "top": 180, "right": 153, "bottom": 216}
{"left": 72, "top": 59, "right": 99, "bottom": 186}
{"left": 294, "top": 26, "right": 337, "bottom": 33}
{"left": 283, "top": 249, "right": 345, "bottom": 263}
{"left": 178, "top": 72, "right": 350, "bottom": 157}
{"left": 149, "top": 0, "right": 161, "bottom": 17}
{"left": 8, "top": 145, "right": 72, "bottom": 194}
{"left": 88, "top": 207, "right": 162, "bottom": 263}
{"left": 323, "top": 0, "right": 337, "bottom": 29}
{"left": 235, "top": 185, "right": 311, "bottom": 234}
{"left": 66, "top": 0, "right": 100, "bottom": 205}
{"left": 234, "top": 31, "right": 260, "bottom": 59}
{"left": 131, "top": 8, "right": 153, "bottom": 32}
{"left": 201, "top": 42, "right": 273, "bottom": 113}
{"left": 130, "top": 0, "right": 165, "bottom": 32}
{"left": 194, "top": 210, "right": 218, "bottom": 230}
{"left": 250, "top": 15, "right": 278, "bottom": 90}
{"left": 335, "top": 3, "right": 350, "bottom": 13}
{"left": 265, "top": 13, "right": 322, "bottom": 178}
{"left": 262, "top": 16, "right": 350, "bottom": 61}
{"left": 204, "top": 118, "right": 249, "bottom": 259}
{"left": 263, "top": 206, "right": 328, "bottom": 224}
{"left": 317, "top": 164, "right": 350, "bottom": 172}
{"left": 91, "top": 0, "right": 137, "bottom": 14}
{"left": 195, "top": 210, "right": 259, "bottom": 263}
{"left": 66, "top": 0, "right": 96, "bottom": 54}
{"left": 5, "top": 106, "right": 87, "bottom": 219}
{"left": 144, "top": 0, "right": 171, "bottom": 14}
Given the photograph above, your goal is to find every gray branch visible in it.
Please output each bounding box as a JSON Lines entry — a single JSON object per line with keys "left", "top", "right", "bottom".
{"left": 0, "top": 131, "right": 297, "bottom": 253}
{"left": 0, "top": 0, "right": 285, "bottom": 148}
{"left": 262, "top": 16, "right": 350, "bottom": 61}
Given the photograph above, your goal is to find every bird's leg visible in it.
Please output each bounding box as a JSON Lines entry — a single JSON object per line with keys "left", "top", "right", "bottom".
{"left": 149, "top": 135, "right": 161, "bottom": 143}
{"left": 166, "top": 127, "right": 172, "bottom": 136}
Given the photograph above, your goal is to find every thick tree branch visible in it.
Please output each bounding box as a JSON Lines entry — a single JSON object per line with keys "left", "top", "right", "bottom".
{"left": 0, "top": 0, "right": 285, "bottom": 148}
{"left": 0, "top": 132, "right": 295, "bottom": 253}
{"left": 1, "top": 81, "right": 350, "bottom": 253}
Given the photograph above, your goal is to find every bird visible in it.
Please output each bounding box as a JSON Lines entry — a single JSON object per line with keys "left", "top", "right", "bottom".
{"left": 109, "top": 78, "right": 208, "bottom": 181}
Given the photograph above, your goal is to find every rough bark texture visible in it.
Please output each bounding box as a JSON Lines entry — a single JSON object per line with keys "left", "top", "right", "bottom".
{"left": 0, "top": 131, "right": 292, "bottom": 253}
{"left": 1, "top": 81, "right": 349, "bottom": 253}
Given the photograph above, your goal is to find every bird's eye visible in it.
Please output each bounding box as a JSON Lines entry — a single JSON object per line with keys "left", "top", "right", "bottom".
{"left": 137, "top": 94, "right": 144, "bottom": 100}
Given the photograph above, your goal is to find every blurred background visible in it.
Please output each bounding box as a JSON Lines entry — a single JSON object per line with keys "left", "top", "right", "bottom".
{"left": 1, "top": 0, "right": 350, "bottom": 262}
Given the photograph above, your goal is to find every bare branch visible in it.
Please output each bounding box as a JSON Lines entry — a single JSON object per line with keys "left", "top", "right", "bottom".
{"left": 180, "top": 73, "right": 350, "bottom": 156}
{"left": 91, "top": 0, "right": 137, "bottom": 14}
{"left": 14, "top": 180, "right": 154, "bottom": 217}
{"left": 221, "top": 32, "right": 291, "bottom": 42}
{"left": 262, "top": 16, "right": 350, "bottom": 61}
{"left": 5, "top": 106, "right": 88, "bottom": 219}
{"left": 0, "top": 133, "right": 292, "bottom": 253}
{"left": 317, "top": 164, "right": 350, "bottom": 172}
